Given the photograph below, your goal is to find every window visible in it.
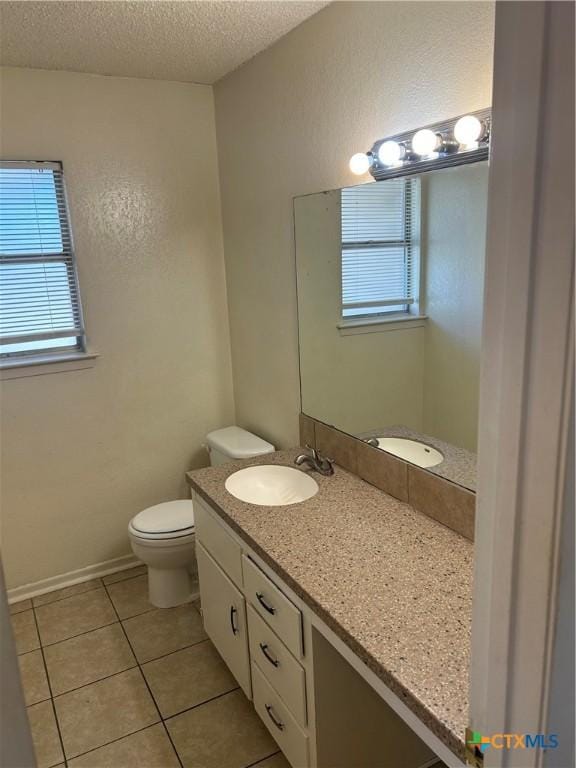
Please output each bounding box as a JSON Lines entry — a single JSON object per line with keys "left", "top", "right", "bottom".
{"left": 340, "top": 177, "right": 420, "bottom": 321}
{"left": 0, "top": 161, "right": 86, "bottom": 360}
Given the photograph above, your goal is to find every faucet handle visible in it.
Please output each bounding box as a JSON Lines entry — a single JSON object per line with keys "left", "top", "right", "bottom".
{"left": 319, "top": 454, "right": 335, "bottom": 475}
{"left": 305, "top": 444, "right": 320, "bottom": 461}
{"left": 295, "top": 446, "right": 334, "bottom": 476}
{"left": 306, "top": 445, "right": 334, "bottom": 467}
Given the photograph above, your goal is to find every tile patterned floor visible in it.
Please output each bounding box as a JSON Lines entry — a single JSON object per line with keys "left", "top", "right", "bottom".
{"left": 10, "top": 567, "right": 288, "bottom": 768}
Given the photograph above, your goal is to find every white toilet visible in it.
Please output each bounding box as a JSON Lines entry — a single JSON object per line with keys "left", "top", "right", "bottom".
{"left": 128, "top": 426, "right": 275, "bottom": 608}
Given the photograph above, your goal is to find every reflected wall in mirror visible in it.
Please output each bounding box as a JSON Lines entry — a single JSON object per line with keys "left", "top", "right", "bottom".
{"left": 295, "top": 161, "right": 488, "bottom": 491}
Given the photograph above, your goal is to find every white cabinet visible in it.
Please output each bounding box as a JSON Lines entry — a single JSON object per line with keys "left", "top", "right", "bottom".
{"left": 242, "top": 555, "right": 304, "bottom": 659}
{"left": 248, "top": 605, "right": 308, "bottom": 728}
{"left": 195, "top": 499, "right": 243, "bottom": 587}
{"left": 196, "top": 543, "right": 252, "bottom": 699}
{"left": 252, "top": 662, "right": 309, "bottom": 768}
{"left": 194, "top": 495, "right": 441, "bottom": 768}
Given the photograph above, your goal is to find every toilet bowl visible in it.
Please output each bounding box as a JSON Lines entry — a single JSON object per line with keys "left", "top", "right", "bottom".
{"left": 129, "top": 427, "right": 275, "bottom": 609}
{"left": 128, "top": 500, "right": 196, "bottom": 609}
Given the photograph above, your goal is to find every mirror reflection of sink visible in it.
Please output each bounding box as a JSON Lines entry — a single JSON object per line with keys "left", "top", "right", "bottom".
{"left": 372, "top": 438, "right": 443, "bottom": 468}
{"left": 225, "top": 465, "right": 319, "bottom": 506}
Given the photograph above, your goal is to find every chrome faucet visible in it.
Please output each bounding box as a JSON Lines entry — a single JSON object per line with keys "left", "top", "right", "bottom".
{"left": 363, "top": 437, "right": 379, "bottom": 448}
{"left": 294, "top": 445, "right": 335, "bottom": 476}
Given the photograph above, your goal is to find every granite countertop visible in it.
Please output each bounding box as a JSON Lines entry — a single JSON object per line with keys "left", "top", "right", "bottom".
{"left": 186, "top": 449, "right": 473, "bottom": 762}
{"left": 359, "top": 424, "right": 478, "bottom": 492}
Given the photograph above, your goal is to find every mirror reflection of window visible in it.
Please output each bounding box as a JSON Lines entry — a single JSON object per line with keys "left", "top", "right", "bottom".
{"left": 340, "top": 179, "right": 421, "bottom": 321}
{"left": 295, "top": 161, "right": 489, "bottom": 491}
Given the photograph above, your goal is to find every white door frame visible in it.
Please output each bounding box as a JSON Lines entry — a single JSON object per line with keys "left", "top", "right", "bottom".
{"left": 470, "top": 2, "right": 574, "bottom": 767}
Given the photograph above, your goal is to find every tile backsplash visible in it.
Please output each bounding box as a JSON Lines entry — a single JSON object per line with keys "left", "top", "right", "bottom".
{"left": 299, "top": 414, "right": 475, "bottom": 541}
{"left": 356, "top": 439, "right": 409, "bottom": 503}
{"left": 407, "top": 466, "right": 475, "bottom": 540}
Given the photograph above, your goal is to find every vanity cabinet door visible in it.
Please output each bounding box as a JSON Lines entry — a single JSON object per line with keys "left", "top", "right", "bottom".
{"left": 197, "top": 543, "right": 252, "bottom": 699}
{"left": 195, "top": 499, "right": 243, "bottom": 587}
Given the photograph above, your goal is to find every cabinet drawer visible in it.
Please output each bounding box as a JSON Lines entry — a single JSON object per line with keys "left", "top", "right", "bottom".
{"left": 252, "top": 663, "right": 309, "bottom": 768}
{"left": 195, "top": 500, "right": 242, "bottom": 587}
{"left": 247, "top": 606, "right": 307, "bottom": 728}
{"left": 196, "top": 544, "right": 251, "bottom": 699}
{"left": 242, "top": 556, "right": 303, "bottom": 659}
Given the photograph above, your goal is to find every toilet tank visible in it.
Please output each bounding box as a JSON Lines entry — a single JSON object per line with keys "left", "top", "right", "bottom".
{"left": 206, "top": 426, "right": 275, "bottom": 466}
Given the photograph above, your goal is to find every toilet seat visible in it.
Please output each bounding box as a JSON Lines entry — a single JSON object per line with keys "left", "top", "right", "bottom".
{"left": 129, "top": 500, "right": 195, "bottom": 540}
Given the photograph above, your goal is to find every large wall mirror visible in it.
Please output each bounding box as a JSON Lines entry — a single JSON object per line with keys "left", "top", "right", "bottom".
{"left": 295, "top": 157, "right": 488, "bottom": 492}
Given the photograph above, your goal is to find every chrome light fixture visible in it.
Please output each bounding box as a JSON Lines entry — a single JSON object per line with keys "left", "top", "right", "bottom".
{"left": 348, "top": 108, "right": 491, "bottom": 180}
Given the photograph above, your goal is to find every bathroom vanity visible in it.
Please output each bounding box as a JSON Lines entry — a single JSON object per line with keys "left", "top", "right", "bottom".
{"left": 187, "top": 450, "right": 472, "bottom": 768}
{"left": 186, "top": 110, "right": 489, "bottom": 768}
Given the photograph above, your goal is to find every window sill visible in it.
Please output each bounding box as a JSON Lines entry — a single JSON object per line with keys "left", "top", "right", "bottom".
{"left": 337, "top": 315, "right": 428, "bottom": 335}
{"left": 0, "top": 351, "right": 99, "bottom": 380}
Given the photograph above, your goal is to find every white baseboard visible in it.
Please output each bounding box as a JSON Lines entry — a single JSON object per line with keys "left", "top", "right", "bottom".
{"left": 7, "top": 553, "right": 142, "bottom": 604}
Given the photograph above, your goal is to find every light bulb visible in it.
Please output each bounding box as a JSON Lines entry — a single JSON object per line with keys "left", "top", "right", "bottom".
{"left": 411, "top": 129, "right": 439, "bottom": 157}
{"left": 349, "top": 153, "right": 371, "bottom": 175}
{"left": 454, "top": 115, "right": 483, "bottom": 146}
{"left": 378, "top": 141, "right": 404, "bottom": 166}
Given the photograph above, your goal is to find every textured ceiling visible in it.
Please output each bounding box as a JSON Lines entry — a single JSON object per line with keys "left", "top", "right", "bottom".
{"left": 0, "top": 1, "right": 330, "bottom": 84}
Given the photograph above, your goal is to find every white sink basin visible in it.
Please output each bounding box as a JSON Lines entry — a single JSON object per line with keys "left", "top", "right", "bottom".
{"left": 374, "top": 437, "right": 443, "bottom": 468}
{"left": 225, "top": 465, "right": 319, "bottom": 506}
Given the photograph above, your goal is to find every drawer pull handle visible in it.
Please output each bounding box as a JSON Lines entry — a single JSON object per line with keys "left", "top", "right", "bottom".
{"left": 265, "top": 704, "right": 285, "bottom": 731}
{"left": 230, "top": 605, "right": 239, "bottom": 635}
{"left": 259, "top": 643, "right": 279, "bottom": 667}
{"left": 256, "top": 592, "right": 276, "bottom": 615}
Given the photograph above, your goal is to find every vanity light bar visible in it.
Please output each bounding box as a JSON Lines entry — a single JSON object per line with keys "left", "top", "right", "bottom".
{"left": 349, "top": 108, "right": 491, "bottom": 181}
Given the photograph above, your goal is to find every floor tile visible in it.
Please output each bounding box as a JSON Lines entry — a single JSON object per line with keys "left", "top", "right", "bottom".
{"left": 27, "top": 700, "right": 64, "bottom": 768}
{"left": 142, "top": 640, "right": 237, "bottom": 718}
{"left": 36, "top": 588, "right": 116, "bottom": 646}
{"left": 12, "top": 609, "right": 40, "bottom": 654}
{"left": 18, "top": 650, "right": 50, "bottom": 706}
{"left": 107, "top": 574, "right": 154, "bottom": 619}
{"left": 166, "top": 689, "right": 276, "bottom": 768}
{"left": 10, "top": 598, "right": 32, "bottom": 615}
{"left": 252, "top": 754, "right": 290, "bottom": 768}
{"left": 102, "top": 565, "right": 147, "bottom": 585}
{"left": 67, "top": 723, "right": 179, "bottom": 767}
{"left": 44, "top": 623, "right": 136, "bottom": 695}
{"left": 33, "top": 578, "right": 103, "bottom": 608}
{"left": 122, "top": 604, "right": 206, "bottom": 663}
{"left": 54, "top": 668, "right": 159, "bottom": 759}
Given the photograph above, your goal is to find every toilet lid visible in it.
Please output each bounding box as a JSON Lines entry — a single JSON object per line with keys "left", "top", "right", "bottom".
{"left": 131, "top": 500, "right": 194, "bottom": 535}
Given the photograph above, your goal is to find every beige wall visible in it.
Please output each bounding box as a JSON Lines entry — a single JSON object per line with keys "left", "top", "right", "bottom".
{"left": 0, "top": 68, "right": 235, "bottom": 588}
{"left": 422, "top": 163, "right": 488, "bottom": 451}
{"left": 295, "top": 190, "right": 425, "bottom": 435}
{"left": 215, "top": 0, "right": 495, "bottom": 449}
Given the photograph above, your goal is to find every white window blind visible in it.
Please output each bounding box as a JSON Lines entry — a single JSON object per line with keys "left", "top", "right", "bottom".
{"left": 0, "top": 161, "right": 85, "bottom": 358}
{"left": 341, "top": 178, "right": 419, "bottom": 318}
